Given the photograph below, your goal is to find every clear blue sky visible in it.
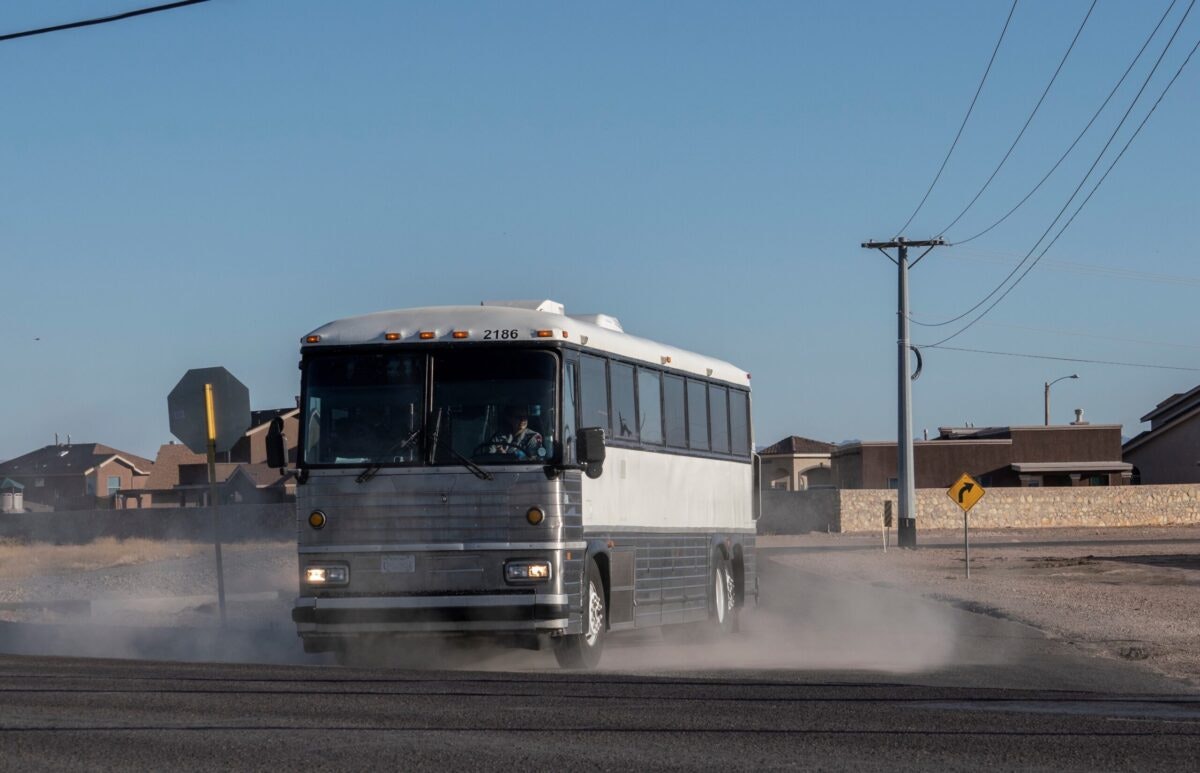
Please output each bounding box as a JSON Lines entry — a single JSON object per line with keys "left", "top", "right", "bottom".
{"left": 2, "top": 0, "right": 1197, "bottom": 460}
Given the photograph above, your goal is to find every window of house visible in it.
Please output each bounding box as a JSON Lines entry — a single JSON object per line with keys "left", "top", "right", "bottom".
{"left": 886, "top": 478, "right": 898, "bottom": 490}
{"left": 686, "top": 379, "right": 709, "bottom": 450}
{"left": 579, "top": 354, "right": 610, "bottom": 433}
{"left": 34, "top": 478, "right": 44, "bottom": 487}
{"left": 663, "top": 374, "right": 687, "bottom": 448}
{"left": 107, "top": 476, "right": 121, "bottom": 495}
{"left": 637, "top": 368, "right": 663, "bottom": 445}
{"left": 708, "top": 384, "right": 730, "bottom": 454}
{"left": 86, "top": 477, "right": 95, "bottom": 495}
{"left": 729, "top": 390, "right": 750, "bottom": 457}
{"left": 610, "top": 362, "right": 638, "bottom": 440}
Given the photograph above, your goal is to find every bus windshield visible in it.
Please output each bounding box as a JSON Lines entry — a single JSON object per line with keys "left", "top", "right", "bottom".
{"left": 430, "top": 349, "right": 557, "bottom": 466}
{"left": 302, "top": 348, "right": 558, "bottom": 467}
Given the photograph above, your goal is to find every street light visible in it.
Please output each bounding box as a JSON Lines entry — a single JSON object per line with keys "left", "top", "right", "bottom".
{"left": 1044, "top": 374, "right": 1079, "bottom": 426}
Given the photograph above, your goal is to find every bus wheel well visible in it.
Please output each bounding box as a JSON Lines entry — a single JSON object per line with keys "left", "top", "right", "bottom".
{"left": 591, "top": 551, "right": 611, "bottom": 628}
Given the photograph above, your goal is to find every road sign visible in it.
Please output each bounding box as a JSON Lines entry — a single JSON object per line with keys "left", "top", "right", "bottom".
{"left": 168, "top": 367, "right": 250, "bottom": 454}
{"left": 948, "top": 472, "right": 985, "bottom": 513}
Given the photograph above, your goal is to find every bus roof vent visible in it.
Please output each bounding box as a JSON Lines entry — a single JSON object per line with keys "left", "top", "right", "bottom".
{"left": 570, "top": 313, "right": 624, "bottom": 332}
{"left": 481, "top": 299, "right": 565, "bottom": 315}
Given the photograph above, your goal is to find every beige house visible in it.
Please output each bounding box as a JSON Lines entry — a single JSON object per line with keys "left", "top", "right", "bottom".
{"left": 758, "top": 435, "right": 835, "bottom": 490}
{"left": 1124, "top": 384, "right": 1200, "bottom": 484}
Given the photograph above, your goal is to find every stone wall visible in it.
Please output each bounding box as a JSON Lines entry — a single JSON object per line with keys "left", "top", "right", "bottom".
{"left": 0, "top": 503, "right": 296, "bottom": 544}
{"left": 759, "top": 484, "right": 1200, "bottom": 534}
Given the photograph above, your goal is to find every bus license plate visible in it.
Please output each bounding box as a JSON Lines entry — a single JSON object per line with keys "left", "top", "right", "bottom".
{"left": 381, "top": 555, "right": 415, "bottom": 573}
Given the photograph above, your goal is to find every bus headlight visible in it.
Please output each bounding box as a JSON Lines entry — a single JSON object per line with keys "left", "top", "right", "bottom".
{"left": 305, "top": 564, "right": 349, "bottom": 586}
{"left": 505, "top": 560, "right": 551, "bottom": 583}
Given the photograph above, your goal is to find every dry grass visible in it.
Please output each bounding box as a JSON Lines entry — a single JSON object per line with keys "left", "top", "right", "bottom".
{"left": 0, "top": 538, "right": 212, "bottom": 579}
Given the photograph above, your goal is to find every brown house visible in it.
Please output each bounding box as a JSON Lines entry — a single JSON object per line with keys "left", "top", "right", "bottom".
{"left": 758, "top": 435, "right": 835, "bottom": 490}
{"left": 0, "top": 443, "right": 154, "bottom": 510}
{"left": 139, "top": 409, "right": 299, "bottom": 508}
{"left": 833, "top": 423, "right": 1130, "bottom": 489}
{"left": 1123, "top": 384, "right": 1200, "bottom": 484}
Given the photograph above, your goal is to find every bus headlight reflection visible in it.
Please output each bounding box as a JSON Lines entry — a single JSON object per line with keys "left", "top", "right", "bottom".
{"left": 305, "top": 565, "right": 349, "bottom": 585}
{"left": 505, "top": 561, "right": 551, "bottom": 583}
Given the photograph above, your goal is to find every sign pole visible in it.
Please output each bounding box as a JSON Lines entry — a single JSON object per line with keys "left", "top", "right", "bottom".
{"left": 963, "top": 510, "right": 970, "bottom": 579}
{"left": 204, "top": 383, "right": 228, "bottom": 627}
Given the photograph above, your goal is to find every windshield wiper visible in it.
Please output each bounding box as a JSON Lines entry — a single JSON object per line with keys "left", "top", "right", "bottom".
{"left": 356, "top": 426, "right": 423, "bottom": 483}
{"left": 446, "top": 446, "right": 494, "bottom": 481}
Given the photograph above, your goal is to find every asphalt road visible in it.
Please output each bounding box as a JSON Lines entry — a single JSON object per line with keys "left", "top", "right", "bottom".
{"left": 1, "top": 558, "right": 1198, "bottom": 770}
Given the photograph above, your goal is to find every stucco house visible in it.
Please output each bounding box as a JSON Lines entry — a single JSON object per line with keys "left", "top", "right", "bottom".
{"left": 757, "top": 435, "right": 835, "bottom": 490}
{"left": 1123, "top": 384, "right": 1200, "bottom": 484}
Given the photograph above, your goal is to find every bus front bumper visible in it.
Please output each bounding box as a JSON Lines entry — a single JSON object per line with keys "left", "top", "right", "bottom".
{"left": 292, "top": 593, "right": 570, "bottom": 634}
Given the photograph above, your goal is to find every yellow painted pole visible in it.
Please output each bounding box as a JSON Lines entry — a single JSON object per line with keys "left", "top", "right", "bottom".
{"left": 205, "top": 383, "right": 227, "bottom": 626}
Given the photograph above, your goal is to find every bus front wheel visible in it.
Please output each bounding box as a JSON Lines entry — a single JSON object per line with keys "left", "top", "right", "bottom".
{"left": 555, "top": 560, "right": 606, "bottom": 669}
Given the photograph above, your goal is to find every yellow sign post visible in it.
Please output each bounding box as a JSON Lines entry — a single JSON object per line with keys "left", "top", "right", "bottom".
{"left": 204, "top": 383, "right": 227, "bottom": 626}
{"left": 947, "top": 473, "right": 985, "bottom": 578}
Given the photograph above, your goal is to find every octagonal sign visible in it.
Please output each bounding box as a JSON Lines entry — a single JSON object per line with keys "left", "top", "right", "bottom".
{"left": 168, "top": 367, "right": 251, "bottom": 454}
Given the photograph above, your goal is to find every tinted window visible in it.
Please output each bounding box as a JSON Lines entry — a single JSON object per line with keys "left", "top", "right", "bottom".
{"left": 730, "top": 390, "right": 750, "bottom": 457}
{"left": 611, "top": 362, "right": 638, "bottom": 440}
{"left": 686, "top": 379, "right": 709, "bottom": 450}
{"left": 579, "top": 354, "right": 609, "bottom": 432}
{"left": 663, "top": 374, "right": 687, "bottom": 448}
{"left": 637, "top": 368, "right": 663, "bottom": 445}
{"left": 562, "top": 361, "right": 577, "bottom": 464}
{"left": 709, "top": 384, "right": 730, "bottom": 454}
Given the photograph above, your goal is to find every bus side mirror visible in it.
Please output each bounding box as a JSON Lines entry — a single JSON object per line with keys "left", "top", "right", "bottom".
{"left": 266, "top": 417, "right": 288, "bottom": 470}
{"left": 577, "top": 427, "right": 606, "bottom": 479}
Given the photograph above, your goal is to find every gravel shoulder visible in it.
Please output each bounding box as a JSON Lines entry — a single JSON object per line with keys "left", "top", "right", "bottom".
{"left": 762, "top": 525, "right": 1200, "bottom": 689}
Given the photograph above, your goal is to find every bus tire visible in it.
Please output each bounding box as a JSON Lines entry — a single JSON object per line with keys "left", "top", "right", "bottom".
{"left": 555, "top": 559, "right": 606, "bottom": 669}
{"left": 712, "top": 554, "right": 738, "bottom": 634}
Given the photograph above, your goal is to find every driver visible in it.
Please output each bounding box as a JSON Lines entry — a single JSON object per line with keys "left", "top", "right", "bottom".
{"left": 488, "top": 406, "right": 544, "bottom": 459}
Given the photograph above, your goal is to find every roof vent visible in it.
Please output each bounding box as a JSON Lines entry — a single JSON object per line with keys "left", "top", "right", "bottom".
{"left": 481, "top": 299, "right": 565, "bottom": 315}
{"left": 570, "top": 313, "right": 624, "bottom": 332}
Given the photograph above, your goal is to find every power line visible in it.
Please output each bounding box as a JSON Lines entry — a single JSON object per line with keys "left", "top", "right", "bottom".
{"left": 949, "top": 0, "right": 1181, "bottom": 245}
{"left": 939, "top": 246, "right": 1200, "bottom": 288}
{"left": 914, "top": 319, "right": 1200, "bottom": 352}
{"left": 893, "top": 0, "right": 1018, "bottom": 236}
{"left": 924, "top": 28, "right": 1200, "bottom": 349}
{"left": 0, "top": 0, "right": 210, "bottom": 43}
{"left": 937, "top": 0, "right": 1098, "bottom": 237}
{"left": 913, "top": 0, "right": 1196, "bottom": 333}
{"left": 926, "top": 344, "right": 1200, "bottom": 373}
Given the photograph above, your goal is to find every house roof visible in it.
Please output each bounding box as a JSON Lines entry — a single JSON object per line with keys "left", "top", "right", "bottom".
{"left": 247, "top": 408, "right": 300, "bottom": 435}
{"left": 1139, "top": 383, "right": 1200, "bottom": 424}
{"left": 234, "top": 463, "right": 293, "bottom": 488}
{"left": 758, "top": 435, "right": 835, "bottom": 456}
{"left": 143, "top": 443, "right": 207, "bottom": 490}
{"left": 0, "top": 444, "right": 153, "bottom": 478}
{"left": 1, "top": 478, "right": 24, "bottom": 491}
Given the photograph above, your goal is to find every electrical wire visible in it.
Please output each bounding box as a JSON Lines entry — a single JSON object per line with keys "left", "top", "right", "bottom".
{"left": 912, "top": 0, "right": 1196, "bottom": 332}
{"left": 0, "top": 0, "right": 210, "bottom": 43}
{"left": 939, "top": 246, "right": 1200, "bottom": 288}
{"left": 923, "top": 28, "right": 1200, "bottom": 349}
{"left": 893, "top": 0, "right": 1018, "bottom": 237}
{"left": 926, "top": 345, "right": 1200, "bottom": 373}
{"left": 914, "top": 319, "right": 1200, "bottom": 352}
{"left": 948, "top": 0, "right": 1180, "bottom": 245}
{"left": 937, "top": 0, "right": 1098, "bottom": 237}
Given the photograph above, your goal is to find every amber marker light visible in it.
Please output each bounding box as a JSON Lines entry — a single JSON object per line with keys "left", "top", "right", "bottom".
{"left": 384, "top": 332, "right": 401, "bottom": 341}
{"left": 304, "top": 335, "right": 321, "bottom": 344}
{"left": 452, "top": 330, "right": 469, "bottom": 339}
{"left": 308, "top": 510, "right": 327, "bottom": 529}
{"left": 418, "top": 331, "right": 436, "bottom": 340}
{"left": 526, "top": 506, "right": 545, "bottom": 525}
{"left": 535, "top": 330, "right": 554, "bottom": 338}
{"left": 561, "top": 330, "right": 569, "bottom": 338}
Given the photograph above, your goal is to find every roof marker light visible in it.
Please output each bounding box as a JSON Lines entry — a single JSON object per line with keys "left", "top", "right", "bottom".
{"left": 706, "top": 368, "right": 714, "bottom": 376}
{"left": 535, "top": 330, "right": 554, "bottom": 338}
{"left": 305, "top": 335, "right": 321, "bottom": 344}
{"left": 384, "top": 332, "right": 401, "bottom": 341}
{"left": 452, "top": 330, "right": 469, "bottom": 339}
{"left": 661, "top": 356, "right": 672, "bottom": 365}
{"left": 419, "top": 331, "right": 436, "bottom": 340}
{"left": 562, "top": 331, "right": 569, "bottom": 338}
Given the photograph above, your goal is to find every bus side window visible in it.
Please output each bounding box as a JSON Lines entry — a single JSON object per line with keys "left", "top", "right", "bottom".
{"left": 579, "top": 354, "right": 611, "bottom": 434}
{"left": 686, "top": 379, "right": 709, "bottom": 451}
{"left": 708, "top": 384, "right": 730, "bottom": 454}
{"left": 562, "top": 361, "right": 578, "bottom": 464}
{"left": 610, "top": 362, "right": 638, "bottom": 440}
{"left": 729, "top": 389, "right": 751, "bottom": 457}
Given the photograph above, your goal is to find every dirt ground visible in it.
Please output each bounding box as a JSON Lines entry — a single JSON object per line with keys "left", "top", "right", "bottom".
{"left": 763, "top": 524, "right": 1200, "bottom": 688}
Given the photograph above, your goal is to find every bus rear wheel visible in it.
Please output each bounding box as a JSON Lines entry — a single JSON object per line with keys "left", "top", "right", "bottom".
{"left": 554, "top": 560, "right": 606, "bottom": 669}
{"left": 712, "top": 555, "right": 738, "bottom": 634}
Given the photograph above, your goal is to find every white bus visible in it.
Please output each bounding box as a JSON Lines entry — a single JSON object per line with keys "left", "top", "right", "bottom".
{"left": 267, "top": 300, "right": 759, "bottom": 668}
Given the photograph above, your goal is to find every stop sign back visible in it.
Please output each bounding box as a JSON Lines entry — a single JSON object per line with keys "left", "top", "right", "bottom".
{"left": 168, "top": 367, "right": 251, "bottom": 454}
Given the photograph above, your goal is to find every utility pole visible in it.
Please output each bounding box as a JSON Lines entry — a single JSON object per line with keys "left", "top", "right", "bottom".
{"left": 862, "top": 237, "right": 946, "bottom": 548}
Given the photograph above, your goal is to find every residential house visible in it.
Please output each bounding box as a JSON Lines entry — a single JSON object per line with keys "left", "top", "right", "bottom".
{"left": 0, "top": 443, "right": 154, "bottom": 510}
{"left": 758, "top": 435, "right": 835, "bottom": 490}
{"left": 833, "top": 420, "right": 1130, "bottom": 489}
{"left": 1123, "top": 384, "right": 1200, "bottom": 484}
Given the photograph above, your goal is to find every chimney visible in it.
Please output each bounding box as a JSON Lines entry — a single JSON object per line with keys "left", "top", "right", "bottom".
{"left": 54, "top": 433, "right": 59, "bottom": 446}
{"left": 1071, "top": 408, "right": 1089, "bottom": 426}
